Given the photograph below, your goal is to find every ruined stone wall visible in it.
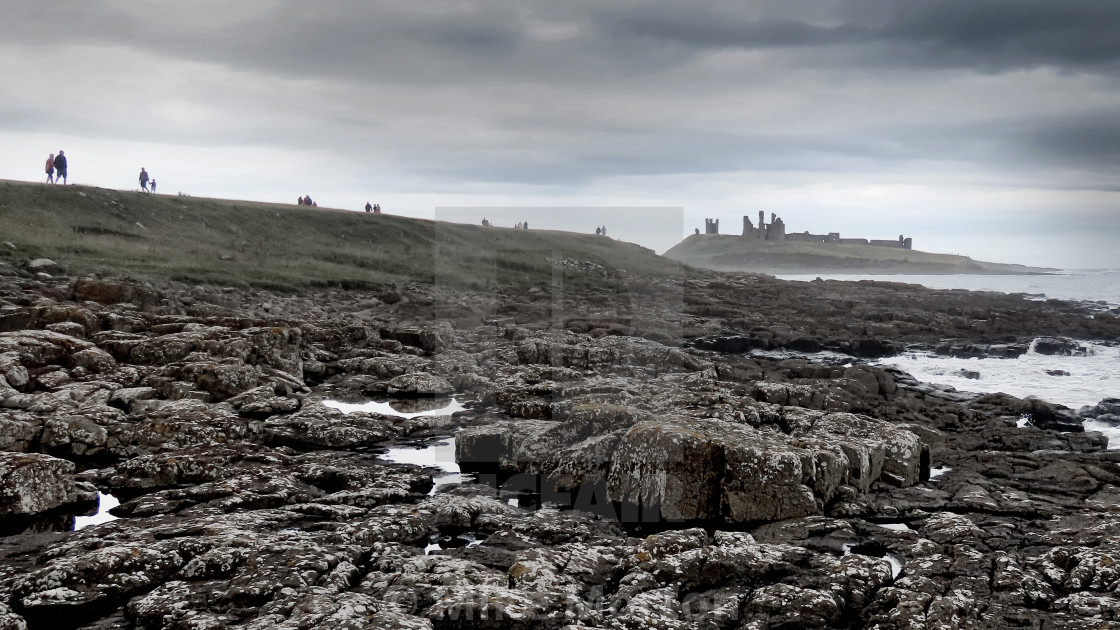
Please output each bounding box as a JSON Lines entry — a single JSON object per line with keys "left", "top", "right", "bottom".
{"left": 870, "top": 239, "right": 905, "bottom": 248}
{"left": 742, "top": 216, "right": 758, "bottom": 238}
{"left": 737, "top": 215, "right": 911, "bottom": 249}
{"left": 785, "top": 231, "right": 830, "bottom": 243}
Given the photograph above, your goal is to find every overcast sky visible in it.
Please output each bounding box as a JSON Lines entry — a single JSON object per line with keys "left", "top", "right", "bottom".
{"left": 2, "top": 1, "right": 1119, "bottom": 268}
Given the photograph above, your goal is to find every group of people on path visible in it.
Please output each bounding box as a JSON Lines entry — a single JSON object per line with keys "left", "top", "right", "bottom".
{"left": 479, "top": 219, "right": 531, "bottom": 229}
{"left": 595, "top": 225, "right": 607, "bottom": 236}
{"left": 138, "top": 168, "right": 157, "bottom": 193}
{"left": 364, "top": 202, "right": 381, "bottom": 214}
{"left": 44, "top": 151, "right": 67, "bottom": 184}
{"left": 297, "top": 195, "right": 317, "bottom": 207}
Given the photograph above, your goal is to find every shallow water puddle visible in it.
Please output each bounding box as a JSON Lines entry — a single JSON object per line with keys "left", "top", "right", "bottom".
{"left": 380, "top": 436, "right": 464, "bottom": 494}
{"left": 426, "top": 531, "right": 486, "bottom": 555}
{"left": 73, "top": 492, "right": 120, "bottom": 531}
{"left": 325, "top": 398, "right": 467, "bottom": 494}
{"left": 928, "top": 466, "right": 951, "bottom": 480}
{"left": 842, "top": 543, "right": 904, "bottom": 579}
{"left": 323, "top": 397, "right": 467, "bottom": 419}
{"left": 884, "top": 554, "right": 904, "bottom": 579}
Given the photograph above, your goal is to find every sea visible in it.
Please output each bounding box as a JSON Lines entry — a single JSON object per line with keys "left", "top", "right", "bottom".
{"left": 779, "top": 270, "right": 1120, "bottom": 445}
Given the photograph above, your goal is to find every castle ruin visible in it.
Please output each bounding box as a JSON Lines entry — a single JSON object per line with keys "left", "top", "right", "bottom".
{"left": 702, "top": 212, "right": 912, "bottom": 250}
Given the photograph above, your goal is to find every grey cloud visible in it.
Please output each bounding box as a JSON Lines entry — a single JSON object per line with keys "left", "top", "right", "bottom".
{"left": 4, "top": 0, "right": 1120, "bottom": 208}
{"left": 1017, "top": 116, "right": 1120, "bottom": 169}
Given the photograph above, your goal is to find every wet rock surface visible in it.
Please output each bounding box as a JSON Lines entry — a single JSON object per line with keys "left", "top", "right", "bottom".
{"left": 0, "top": 270, "right": 1118, "bottom": 628}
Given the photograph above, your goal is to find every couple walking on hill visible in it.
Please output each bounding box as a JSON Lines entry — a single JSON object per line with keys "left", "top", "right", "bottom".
{"left": 45, "top": 151, "right": 67, "bottom": 184}
{"left": 139, "top": 168, "right": 156, "bottom": 193}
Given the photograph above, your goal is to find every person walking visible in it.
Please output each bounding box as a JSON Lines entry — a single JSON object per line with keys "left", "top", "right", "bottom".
{"left": 365, "top": 201, "right": 372, "bottom": 213}
{"left": 54, "top": 150, "right": 67, "bottom": 184}
{"left": 139, "top": 167, "right": 149, "bottom": 191}
{"left": 45, "top": 154, "right": 55, "bottom": 184}
{"left": 150, "top": 179, "right": 157, "bottom": 194}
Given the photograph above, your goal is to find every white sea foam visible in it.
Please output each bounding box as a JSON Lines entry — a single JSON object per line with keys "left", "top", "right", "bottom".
{"left": 876, "top": 342, "right": 1119, "bottom": 411}
{"left": 781, "top": 270, "right": 1120, "bottom": 439}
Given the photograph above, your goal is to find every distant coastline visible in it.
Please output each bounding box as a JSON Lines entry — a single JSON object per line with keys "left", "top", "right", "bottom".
{"left": 664, "top": 234, "right": 1058, "bottom": 276}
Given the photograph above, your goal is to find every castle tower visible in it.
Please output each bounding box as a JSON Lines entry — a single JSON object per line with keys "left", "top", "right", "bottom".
{"left": 758, "top": 211, "right": 765, "bottom": 240}
{"left": 769, "top": 216, "right": 785, "bottom": 241}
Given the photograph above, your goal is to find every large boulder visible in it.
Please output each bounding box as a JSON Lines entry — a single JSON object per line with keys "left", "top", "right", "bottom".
{"left": 0, "top": 452, "right": 80, "bottom": 516}
{"left": 0, "top": 331, "right": 97, "bottom": 369}
{"left": 458, "top": 411, "right": 927, "bottom": 524}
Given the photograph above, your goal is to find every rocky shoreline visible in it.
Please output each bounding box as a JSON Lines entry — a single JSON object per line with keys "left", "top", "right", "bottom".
{"left": 2, "top": 261, "right": 1120, "bottom": 629}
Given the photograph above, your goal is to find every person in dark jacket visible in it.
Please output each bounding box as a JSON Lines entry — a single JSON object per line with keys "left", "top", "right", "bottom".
{"left": 139, "top": 168, "right": 149, "bottom": 191}
{"left": 54, "top": 151, "right": 68, "bottom": 184}
{"left": 365, "top": 202, "right": 372, "bottom": 213}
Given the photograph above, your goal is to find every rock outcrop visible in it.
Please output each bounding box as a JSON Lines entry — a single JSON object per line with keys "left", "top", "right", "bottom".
{"left": 0, "top": 270, "right": 1117, "bottom": 628}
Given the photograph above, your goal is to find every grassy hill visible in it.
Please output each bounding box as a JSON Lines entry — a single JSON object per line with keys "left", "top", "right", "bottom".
{"left": 0, "top": 180, "right": 691, "bottom": 291}
{"left": 665, "top": 234, "right": 1054, "bottom": 275}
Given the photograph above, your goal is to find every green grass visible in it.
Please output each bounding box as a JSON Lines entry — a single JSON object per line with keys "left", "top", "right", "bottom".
{"left": 0, "top": 180, "right": 693, "bottom": 291}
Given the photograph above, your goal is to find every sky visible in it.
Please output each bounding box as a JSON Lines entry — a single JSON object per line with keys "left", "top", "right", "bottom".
{"left": 2, "top": 1, "right": 1119, "bottom": 268}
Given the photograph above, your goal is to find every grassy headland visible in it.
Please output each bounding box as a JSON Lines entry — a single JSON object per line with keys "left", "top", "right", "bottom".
{"left": 665, "top": 234, "right": 1056, "bottom": 275}
{"left": 0, "top": 180, "right": 691, "bottom": 291}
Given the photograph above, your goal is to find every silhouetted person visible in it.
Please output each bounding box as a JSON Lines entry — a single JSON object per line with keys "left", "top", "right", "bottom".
{"left": 304, "top": 195, "right": 313, "bottom": 206}
{"left": 150, "top": 179, "right": 156, "bottom": 193}
{"left": 139, "top": 168, "right": 149, "bottom": 191}
{"left": 365, "top": 202, "right": 372, "bottom": 213}
{"left": 45, "top": 154, "right": 55, "bottom": 183}
{"left": 298, "top": 196, "right": 304, "bottom": 205}
{"left": 54, "top": 151, "right": 67, "bottom": 184}
{"left": 374, "top": 204, "right": 381, "bottom": 214}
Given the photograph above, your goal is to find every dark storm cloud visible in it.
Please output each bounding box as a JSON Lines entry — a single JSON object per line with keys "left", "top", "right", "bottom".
{"left": 595, "top": 1, "right": 1120, "bottom": 74}
{"left": 604, "top": 6, "right": 866, "bottom": 50}
{"left": 876, "top": 1, "right": 1120, "bottom": 72}
{"left": 6, "top": 1, "right": 1120, "bottom": 87}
